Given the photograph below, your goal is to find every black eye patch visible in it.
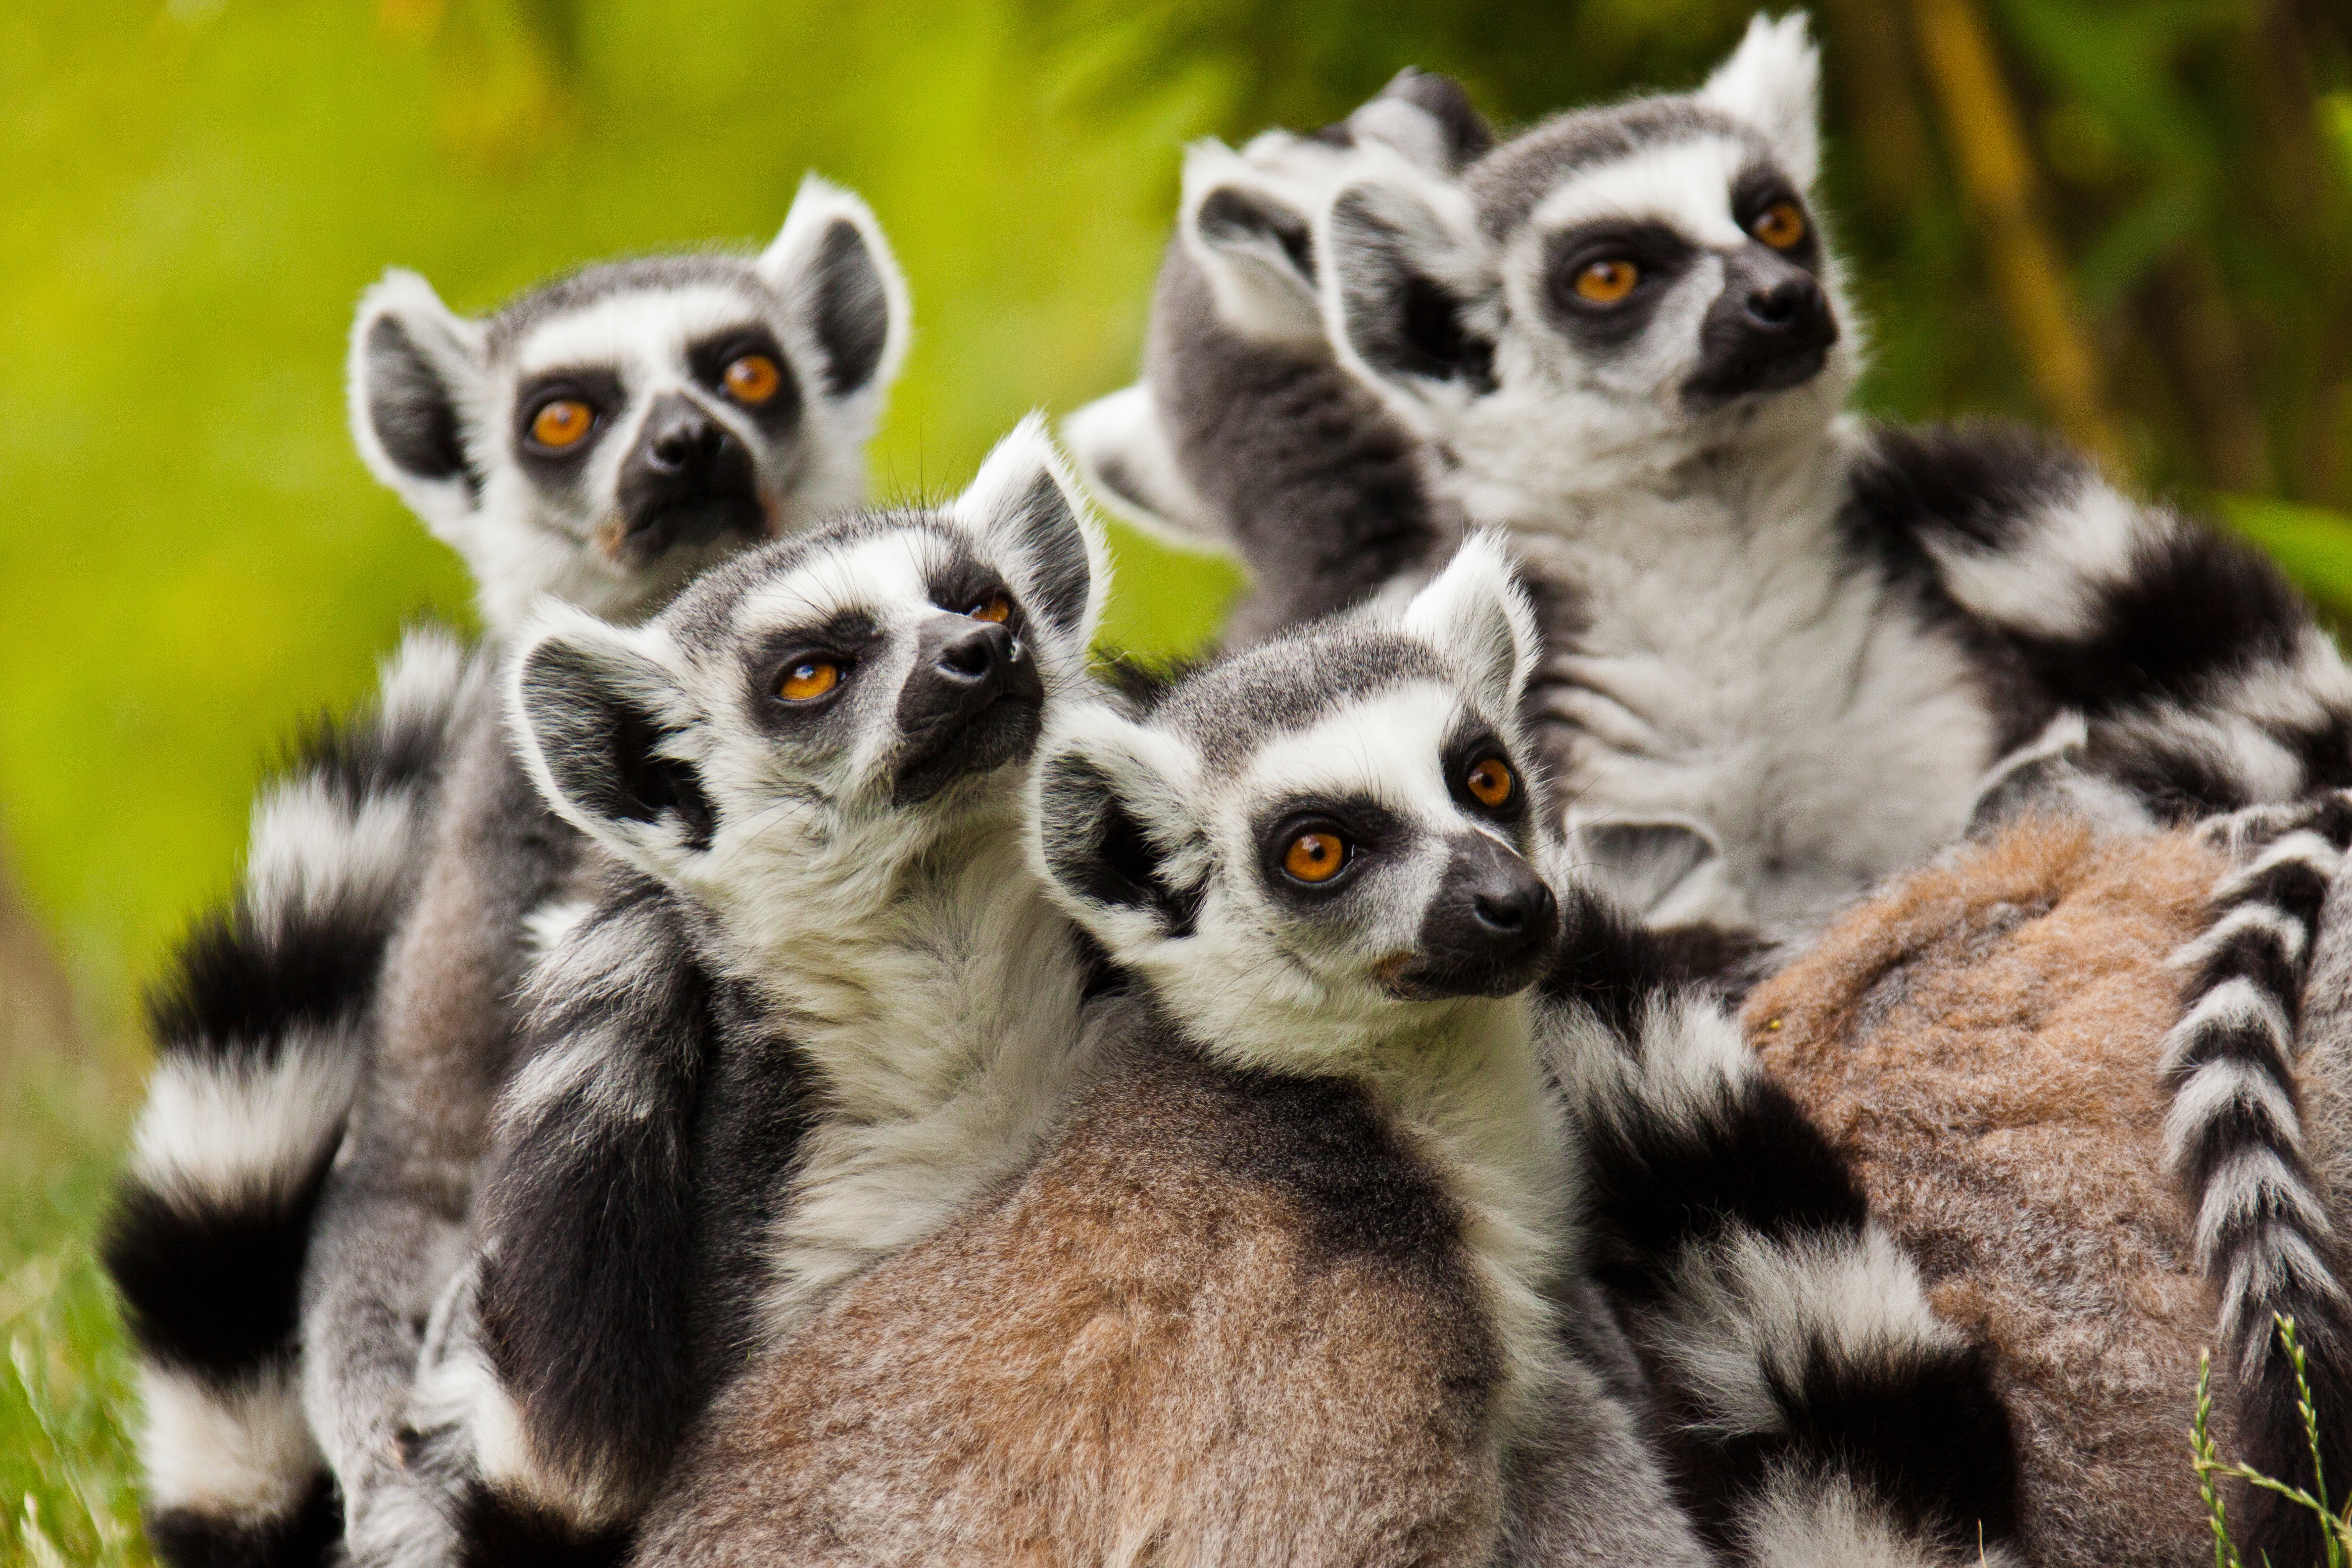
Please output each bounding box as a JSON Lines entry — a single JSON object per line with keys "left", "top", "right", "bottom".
{"left": 513, "top": 366, "right": 626, "bottom": 476}
{"left": 1729, "top": 166, "right": 1821, "bottom": 270}
{"left": 1442, "top": 724, "right": 1531, "bottom": 831}
{"left": 686, "top": 326, "right": 803, "bottom": 436}
{"left": 1254, "top": 795, "right": 1407, "bottom": 909}
{"left": 925, "top": 559, "right": 1020, "bottom": 628}
{"left": 742, "top": 611, "right": 882, "bottom": 733}
{"left": 1541, "top": 221, "right": 1697, "bottom": 355}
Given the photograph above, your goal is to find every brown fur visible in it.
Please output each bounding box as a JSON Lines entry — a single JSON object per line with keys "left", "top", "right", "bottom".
{"left": 1742, "top": 818, "right": 2235, "bottom": 1568}
{"left": 633, "top": 1034, "right": 1507, "bottom": 1568}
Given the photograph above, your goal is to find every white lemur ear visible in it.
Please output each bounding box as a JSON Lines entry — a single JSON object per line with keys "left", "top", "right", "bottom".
{"left": 951, "top": 414, "right": 1111, "bottom": 658}
{"left": 1400, "top": 533, "right": 1539, "bottom": 716}
{"left": 1318, "top": 150, "right": 1501, "bottom": 413}
{"left": 348, "top": 268, "right": 490, "bottom": 541}
{"left": 1180, "top": 139, "right": 1326, "bottom": 344}
{"left": 507, "top": 605, "right": 711, "bottom": 874}
{"left": 1032, "top": 703, "right": 1205, "bottom": 949}
{"left": 1061, "top": 385, "right": 1226, "bottom": 552}
{"left": 1699, "top": 12, "right": 1822, "bottom": 189}
{"left": 1345, "top": 67, "right": 1494, "bottom": 175}
{"left": 758, "top": 174, "right": 913, "bottom": 419}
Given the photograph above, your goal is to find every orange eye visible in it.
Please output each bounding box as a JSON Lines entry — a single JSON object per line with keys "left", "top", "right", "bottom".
{"left": 1283, "top": 831, "right": 1349, "bottom": 884}
{"left": 1465, "top": 758, "right": 1514, "bottom": 808}
{"left": 529, "top": 398, "right": 594, "bottom": 449}
{"left": 723, "top": 354, "right": 782, "bottom": 405}
{"left": 1752, "top": 201, "right": 1807, "bottom": 250}
{"left": 967, "top": 591, "right": 1012, "bottom": 624}
{"left": 1572, "top": 259, "right": 1639, "bottom": 303}
{"left": 779, "top": 659, "right": 840, "bottom": 701}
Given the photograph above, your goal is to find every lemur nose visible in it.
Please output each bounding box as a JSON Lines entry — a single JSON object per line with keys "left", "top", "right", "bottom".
{"left": 935, "top": 621, "right": 1011, "bottom": 681}
{"left": 645, "top": 408, "right": 725, "bottom": 474}
{"left": 1471, "top": 877, "right": 1555, "bottom": 936}
{"left": 1745, "top": 276, "right": 1819, "bottom": 329}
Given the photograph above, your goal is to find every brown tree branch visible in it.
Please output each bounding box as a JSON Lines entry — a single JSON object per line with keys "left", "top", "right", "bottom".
{"left": 1908, "top": 0, "right": 2129, "bottom": 470}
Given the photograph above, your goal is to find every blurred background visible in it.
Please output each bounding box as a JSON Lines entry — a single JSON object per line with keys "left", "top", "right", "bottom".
{"left": 3, "top": 0, "right": 2349, "bottom": 1558}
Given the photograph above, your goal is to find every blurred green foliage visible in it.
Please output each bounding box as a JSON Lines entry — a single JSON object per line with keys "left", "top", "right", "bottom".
{"left": 3, "top": 0, "right": 2350, "bottom": 1035}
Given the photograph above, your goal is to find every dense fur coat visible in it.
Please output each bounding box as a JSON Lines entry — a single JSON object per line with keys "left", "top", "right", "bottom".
{"left": 1738, "top": 810, "right": 2352, "bottom": 1568}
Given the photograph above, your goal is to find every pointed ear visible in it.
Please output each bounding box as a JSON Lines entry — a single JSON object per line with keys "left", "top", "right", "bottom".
{"left": 1700, "top": 13, "right": 1821, "bottom": 189}
{"left": 347, "top": 268, "right": 488, "bottom": 537}
{"left": 506, "top": 606, "right": 713, "bottom": 871}
{"left": 1401, "top": 533, "right": 1539, "bottom": 715}
{"left": 1061, "top": 386, "right": 1226, "bottom": 553}
{"left": 1178, "top": 139, "right": 1326, "bottom": 343}
{"left": 1347, "top": 68, "right": 1493, "bottom": 174}
{"left": 759, "top": 174, "right": 912, "bottom": 413}
{"left": 1032, "top": 704, "right": 1204, "bottom": 945}
{"left": 952, "top": 414, "right": 1110, "bottom": 655}
{"left": 1319, "top": 153, "right": 1499, "bottom": 406}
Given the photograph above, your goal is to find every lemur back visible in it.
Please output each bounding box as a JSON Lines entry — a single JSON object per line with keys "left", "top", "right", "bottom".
{"left": 391, "top": 419, "right": 1113, "bottom": 1560}
{"left": 105, "top": 176, "right": 913, "bottom": 1568}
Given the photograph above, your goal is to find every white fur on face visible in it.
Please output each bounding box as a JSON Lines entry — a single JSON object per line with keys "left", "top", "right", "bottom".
{"left": 1130, "top": 681, "right": 1530, "bottom": 1071}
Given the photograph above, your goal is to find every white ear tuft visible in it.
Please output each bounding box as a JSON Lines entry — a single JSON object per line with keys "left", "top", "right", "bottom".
{"left": 346, "top": 267, "right": 488, "bottom": 541}
{"left": 1030, "top": 700, "right": 1203, "bottom": 948}
{"left": 759, "top": 174, "right": 913, "bottom": 414}
{"left": 1317, "top": 147, "right": 1498, "bottom": 414}
{"left": 1178, "top": 139, "right": 1327, "bottom": 343}
{"left": 1700, "top": 12, "right": 1822, "bottom": 189}
{"left": 1400, "top": 533, "right": 1539, "bottom": 715}
{"left": 1061, "top": 385, "right": 1228, "bottom": 554}
{"left": 505, "top": 603, "right": 704, "bottom": 876}
{"left": 953, "top": 414, "right": 1112, "bottom": 655}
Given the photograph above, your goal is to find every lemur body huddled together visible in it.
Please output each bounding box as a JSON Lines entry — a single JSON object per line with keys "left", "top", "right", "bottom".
{"left": 96, "top": 14, "right": 2352, "bottom": 1568}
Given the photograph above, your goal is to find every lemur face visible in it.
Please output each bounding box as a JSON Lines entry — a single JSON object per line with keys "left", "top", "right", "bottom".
{"left": 506, "top": 417, "right": 1107, "bottom": 909}
{"left": 349, "top": 176, "right": 911, "bottom": 632}
{"left": 1035, "top": 535, "right": 1556, "bottom": 1068}
{"left": 1317, "top": 15, "right": 1858, "bottom": 485}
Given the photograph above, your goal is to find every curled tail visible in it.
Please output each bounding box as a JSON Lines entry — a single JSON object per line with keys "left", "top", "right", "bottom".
{"left": 101, "top": 627, "right": 481, "bottom": 1568}
{"left": 1540, "top": 887, "right": 2022, "bottom": 1567}
{"left": 2167, "top": 792, "right": 2352, "bottom": 1568}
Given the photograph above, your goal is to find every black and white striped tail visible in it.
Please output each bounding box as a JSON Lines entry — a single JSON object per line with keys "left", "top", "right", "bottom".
{"left": 2168, "top": 792, "right": 2352, "bottom": 1568}
{"left": 100, "top": 628, "right": 478, "bottom": 1568}
{"left": 1540, "top": 885, "right": 2022, "bottom": 1567}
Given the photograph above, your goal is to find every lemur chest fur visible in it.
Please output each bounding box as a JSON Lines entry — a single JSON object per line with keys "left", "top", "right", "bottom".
{"left": 697, "top": 821, "right": 1092, "bottom": 1332}
{"left": 1505, "top": 469, "right": 1999, "bottom": 924}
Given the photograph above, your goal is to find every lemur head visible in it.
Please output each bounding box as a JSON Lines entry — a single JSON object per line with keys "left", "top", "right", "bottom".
{"left": 505, "top": 416, "right": 1105, "bottom": 939}
{"left": 1318, "top": 14, "right": 1858, "bottom": 497}
{"left": 350, "top": 176, "right": 911, "bottom": 633}
{"left": 1033, "top": 534, "right": 1557, "bottom": 1068}
{"left": 1065, "top": 69, "right": 1488, "bottom": 545}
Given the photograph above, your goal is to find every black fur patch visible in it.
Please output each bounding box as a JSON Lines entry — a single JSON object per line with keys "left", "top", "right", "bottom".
{"left": 147, "top": 897, "right": 393, "bottom": 1064}
{"left": 362, "top": 314, "right": 473, "bottom": 492}
{"left": 453, "top": 1482, "right": 630, "bottom": 1568}
{"left": 810, "top": 218, "right": 890, "bottom": 396}
{"left": 1539, "top": 890, "right": 1701, "bottom": 1049}
{"left": 519, "top": 641, "right": 711, "bottom": 851}
{"left": 145, "top": 1470, "right": 341, "bottom": 1568}
{"left": 995, "top": 469, "right": 1092, "bottom": 640}
{"left": 1040, "top": 754, "right": 1202, "bottom": 937}
{"left": 101, "top": 1155, "right": 334, "bottom": 1380}
{"left": 1327, "top": 188, "right": 1495, "bottom": 394}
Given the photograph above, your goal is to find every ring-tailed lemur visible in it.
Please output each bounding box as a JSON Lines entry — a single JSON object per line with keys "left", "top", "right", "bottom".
{"left": 388, "top": 418, "right": 1110, "bottom": 1564}
{"left": 103, "top": 175, "right": 911, "bottom": 1568}
{"left": 1064, "top": 68, "right": 1488, "bottom": 645}
{"left": 1071, "top": 12, "right": 2352, "bottom": 1527}
{"left": 631, "top": 536, "right": 2016, "bottom": 1568}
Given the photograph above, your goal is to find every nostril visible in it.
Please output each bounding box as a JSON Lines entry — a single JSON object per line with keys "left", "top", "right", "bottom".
{"left": 1473, "top": 892, "right": 1528, "bottom": 933}
{"left": 937, "top": 635, "right": 995, "bottom": 679}
{"left": 1747, "top": 282, "right": 1800, "bottom": 326}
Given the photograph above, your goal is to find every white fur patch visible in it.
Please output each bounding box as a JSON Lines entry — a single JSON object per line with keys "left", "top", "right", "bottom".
{"left": 1737, "top": 1468, "right": 2016, "bottom": 1568}
{"left": 1924, "top": 481, "right": 2156, "bottom": 640}
{"left": 2159, "top": 976, "right": 2293, "bottom": 1076}
{"left": 138, "top": 1367, "right": 320, "bottom": 1517}
{"left": 128, "top": 1041, "right": 364, "bottom": 1206}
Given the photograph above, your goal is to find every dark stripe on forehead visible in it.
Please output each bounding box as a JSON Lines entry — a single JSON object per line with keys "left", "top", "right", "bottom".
{"left": 1157, "top": 628, "right": 1450, "bottom": 770}
{"left": 487, "top": 253, "right": 775, "bottom": 359}
{"left": 658, "top": 506, "right": 956, "bottom": 648}
{"left": 1469, "top": 98, "right": 1761, "bottom": 239}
